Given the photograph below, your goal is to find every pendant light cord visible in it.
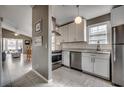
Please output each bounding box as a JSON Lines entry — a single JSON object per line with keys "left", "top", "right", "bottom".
{"left": 78, "top": 5, "right": 79, "bottom": 16}
{"left": 76, "top": 5, "right": 79, "bottom": 16}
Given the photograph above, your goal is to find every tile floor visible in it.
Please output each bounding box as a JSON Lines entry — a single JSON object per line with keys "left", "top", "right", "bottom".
{"left": 37, "top": 67, "right": 113, "bottom": 87}
{"left": 2, "top": 54, "right": 113, "bottom": 87}
{"left": 7, "top": 67, "right": 113, "bottom": 87}
{"left": 51, "top": 67, "right": 113, "bottom": 87}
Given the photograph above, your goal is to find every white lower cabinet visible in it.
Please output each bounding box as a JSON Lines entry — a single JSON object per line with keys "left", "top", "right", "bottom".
{"left": 94, "top": 57, "right": 110, "bottom": 78}
{"left": 62, "top": 51, "right": 70, "bottom": 67}
{"left": 82, "top": 54, "right": 93, "bottom": 73}
{"left": 82, "top": 53, "right": 110, "bottom": 79}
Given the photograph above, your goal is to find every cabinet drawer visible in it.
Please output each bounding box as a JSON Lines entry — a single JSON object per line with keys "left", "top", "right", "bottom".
{"left": 82, "top": 53, "right": 91, "bottom": 57}
{"left": 82, "top": 53, "right": 110, "bottom": 59}
{"left": 93, "top": 53, "right": 110, "bottom": 59}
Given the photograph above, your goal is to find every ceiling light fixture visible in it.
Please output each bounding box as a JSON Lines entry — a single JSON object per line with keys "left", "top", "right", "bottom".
{"left": 74, "top": 5, "right": 82, "bottom": 24}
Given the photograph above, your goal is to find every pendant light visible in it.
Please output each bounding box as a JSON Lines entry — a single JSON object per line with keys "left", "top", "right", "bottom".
{"left": 74, "top": 5, "right": 82, "bottom": 24}
{"left": 14, "top": 33, "right": 19, "bottom": 36}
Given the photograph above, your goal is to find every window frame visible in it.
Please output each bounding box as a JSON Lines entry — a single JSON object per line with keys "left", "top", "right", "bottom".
{"left": 87, "top": 21, "right": 111, "bottom": 45}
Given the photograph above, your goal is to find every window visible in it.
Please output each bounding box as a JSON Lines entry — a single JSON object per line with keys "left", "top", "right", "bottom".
{"left": 17, "top": 39, "right": 23, "bottom": 50}
{"left": 3, "top": 38, "right": 23, "bottom": 51}
{"left": 88, "top": 22, "right": 110, "bottom": 44}
{"left": 7, "top": 39, "right": 16, "bottom": 50}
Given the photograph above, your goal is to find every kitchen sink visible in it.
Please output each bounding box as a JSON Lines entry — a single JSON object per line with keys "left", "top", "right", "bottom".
{"left": 81, "top": 49, "right": 110, "bottom": 54}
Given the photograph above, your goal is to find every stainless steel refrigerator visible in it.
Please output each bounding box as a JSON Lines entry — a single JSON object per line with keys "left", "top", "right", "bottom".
{"left": 112, "top": 25, "right": 124, "bottom": 86}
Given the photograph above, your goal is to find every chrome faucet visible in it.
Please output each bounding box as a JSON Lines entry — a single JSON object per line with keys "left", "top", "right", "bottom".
{"left": 96, "top": 40, "right": 101, "bottom": 51}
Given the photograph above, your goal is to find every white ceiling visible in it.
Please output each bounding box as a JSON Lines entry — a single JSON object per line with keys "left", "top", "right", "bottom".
{"left": 0, "top": 5, "right": 113, "bottom": 36}
{"left": 0, "top": 5, "right": 32, "bottom": 37}
{"left": 52, "top": 5, "right": 113, "bottom": 25}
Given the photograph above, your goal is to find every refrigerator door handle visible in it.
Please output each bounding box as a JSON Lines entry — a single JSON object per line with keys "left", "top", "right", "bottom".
{"left": 113, "top": 27, "right": 116, "bottom": 62}
{"left": 114, "top": 45, "right": 116, "bottom": 62}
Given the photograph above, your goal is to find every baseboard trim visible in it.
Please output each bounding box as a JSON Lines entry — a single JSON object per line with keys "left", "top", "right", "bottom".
{"left": 48, "top": 79, "right": 53, "bottom": 83}
{"left": 62, "top": 64, "right": 70, "bottom": 68}
{"left": 32, "top": 69, "right": 50, "bottom": 83}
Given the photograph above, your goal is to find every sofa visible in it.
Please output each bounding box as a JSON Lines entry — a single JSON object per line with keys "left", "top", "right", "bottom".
{"left": 2, "top": 51, "right": 6, "bottom": 62}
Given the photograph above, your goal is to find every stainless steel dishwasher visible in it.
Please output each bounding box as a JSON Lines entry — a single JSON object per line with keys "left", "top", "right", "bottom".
{"left": 70, "top": 51, "right": 82, "bottom": 70}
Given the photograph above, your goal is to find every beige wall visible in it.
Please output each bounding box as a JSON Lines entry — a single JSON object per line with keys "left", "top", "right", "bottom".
{"left": 2, "top": 28, "right": 32, "bottom": 54}
{"left": 87, "top": 13, "right": 110, "bottom": 26}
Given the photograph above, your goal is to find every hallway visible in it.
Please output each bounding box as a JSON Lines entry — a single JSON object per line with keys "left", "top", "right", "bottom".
{"left": 2, "top": 54, "right": 32, "bottom": 86}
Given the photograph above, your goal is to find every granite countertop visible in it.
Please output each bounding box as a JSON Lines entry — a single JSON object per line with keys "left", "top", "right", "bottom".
{"left": 52, "top": 50, "right": 62, "bottom": 54}
{"left": 62, "top": 48, "right": 111, "bottom": 54}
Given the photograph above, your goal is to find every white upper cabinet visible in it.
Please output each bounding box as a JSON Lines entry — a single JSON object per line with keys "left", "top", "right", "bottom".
{"left": 59, "top": 25, "right": 69, "bottom": 42}
{"left": 111, "top": 6, "right": 124, "bottom": 27}
{"left": 58, "top": 20, "right": 85, "bottom": 43}
{"left": 68, "top": 23, "right": 76, "bottom": 42}
{"left": 64, "top": 25, "right": 69, "bottom": 42}
{"left": 76, "top": 22, "right": 85, "bottom": 41}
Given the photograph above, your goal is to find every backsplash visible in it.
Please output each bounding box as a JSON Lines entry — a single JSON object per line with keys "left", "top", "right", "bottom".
{"left": 62, "top": 42, "right": 112, "bottom": 50}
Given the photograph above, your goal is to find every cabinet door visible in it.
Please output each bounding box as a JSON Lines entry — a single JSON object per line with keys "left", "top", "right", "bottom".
{"left": 94, "top": 58, "right": 109, "bottom": 78}
{"left": 64, "top": 25, "right": 69, "bottom": 42}
{"left": 68, "top": 23, "right": 76, "bottom": 42}
{"left": 111, "top": 6, "right": 124, "bottom": 27}
{"left": 76, "top": 22, "right": 84, "bottom": 41}
{"left": 82, "top": 55, "right": 93, "bottom": 73}
{"left": 62, "top": 51, "right": 70, "bottom": 67}
{"left": 60, "top": 25, "right": 69, "bottom": 42}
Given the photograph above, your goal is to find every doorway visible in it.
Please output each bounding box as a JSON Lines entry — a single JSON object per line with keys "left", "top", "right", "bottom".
{"left": 2, "top": 37, "right": 32, "bottom": 86}
{"left": 3, "top": 38, "right": 23, "bottom": 54}
{"left": 0, "top": 5, "right": 33, "bottom": 87}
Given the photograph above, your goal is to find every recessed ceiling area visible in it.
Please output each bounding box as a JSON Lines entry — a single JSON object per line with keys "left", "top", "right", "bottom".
{"left": 52, "top": 5, "right": 113, "bottom": 25}
{"left": 0, "top": 5, "right": 32, "bottom": 37}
